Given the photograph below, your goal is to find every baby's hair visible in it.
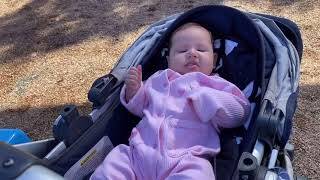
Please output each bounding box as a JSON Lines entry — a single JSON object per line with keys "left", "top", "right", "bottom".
{"left": 168, "top": 22, "right": 214, "bottom": 49}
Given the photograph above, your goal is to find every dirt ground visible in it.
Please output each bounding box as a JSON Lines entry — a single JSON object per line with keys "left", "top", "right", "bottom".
{"left": 0, "top": 0, "right": 319, "bottom": 179}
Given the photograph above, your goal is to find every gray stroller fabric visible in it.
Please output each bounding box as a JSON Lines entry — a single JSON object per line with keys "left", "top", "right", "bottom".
{"left": 254, "top": 18, "right": 300, "bottom": 116}
{"left": 254, "top": 17, "right": 300, "bottom": 145}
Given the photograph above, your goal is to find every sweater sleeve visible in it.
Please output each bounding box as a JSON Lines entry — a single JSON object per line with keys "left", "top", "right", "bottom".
{"left": 120, "top": 82, "right": 147, "bottom": 118}
{"left": 187, "top": 81, "right": 250, "bottom": 129}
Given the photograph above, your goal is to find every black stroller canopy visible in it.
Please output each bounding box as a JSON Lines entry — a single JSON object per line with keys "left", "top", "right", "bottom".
{"left": 146, "top": 5, "right": 264, "bottom": 91}
{"left": 165, "top": 5, "right": 263, "bottom": 51}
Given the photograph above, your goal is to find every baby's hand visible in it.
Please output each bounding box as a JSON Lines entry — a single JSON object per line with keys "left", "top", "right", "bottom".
{"left": 125, "top": 65, "right": 142, "bottom": 102}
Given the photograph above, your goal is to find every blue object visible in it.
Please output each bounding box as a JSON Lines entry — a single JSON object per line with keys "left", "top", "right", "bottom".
{"left": 0, "top": 129, "right": 31, "bottom": 145}
{"left": 271, "top": 167, "right": 290, "bottom": 180}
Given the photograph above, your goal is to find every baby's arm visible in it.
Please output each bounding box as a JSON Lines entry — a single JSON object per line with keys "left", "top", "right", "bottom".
{"left": 120, "top": 65, "right": 147, "bottom": 117}
{"left": 187, "top": 81, "right": 250, "bottom": 129}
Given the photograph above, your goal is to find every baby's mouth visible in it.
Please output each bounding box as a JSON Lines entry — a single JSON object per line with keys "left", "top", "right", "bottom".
{"left": 185, "top": 62, "right": 199, "bottom": 68}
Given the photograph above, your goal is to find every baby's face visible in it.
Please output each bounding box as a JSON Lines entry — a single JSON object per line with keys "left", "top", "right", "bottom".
{"left": 168, "top": 25, "right": 216, "bottom": 75}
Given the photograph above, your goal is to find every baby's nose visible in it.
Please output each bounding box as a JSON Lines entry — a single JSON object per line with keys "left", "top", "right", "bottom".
{"left": 188, "top": 48, "right": 198, "bottom": 57}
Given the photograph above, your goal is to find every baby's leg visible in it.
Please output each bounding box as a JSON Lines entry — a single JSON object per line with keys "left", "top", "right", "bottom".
{"left": 90, "top": 144, "right": 136, "bottom": 180}
{"left": 165, "top": 154, "right": 215, "bottom": 180}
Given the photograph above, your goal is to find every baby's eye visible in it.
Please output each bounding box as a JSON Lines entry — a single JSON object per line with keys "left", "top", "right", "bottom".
{"left": 177, "top": 49, "right": 187, "bottom": 53}
{"left": 197, "top": 49, "right": 207, "bottom": 52}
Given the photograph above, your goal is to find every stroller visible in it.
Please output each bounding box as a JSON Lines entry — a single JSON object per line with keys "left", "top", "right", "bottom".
{"left": 0, "top": 5, "right": 304, "bottom": 180}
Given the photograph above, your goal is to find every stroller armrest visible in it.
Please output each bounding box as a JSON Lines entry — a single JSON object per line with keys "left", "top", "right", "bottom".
{"left": 88, "top": 74, "right": 118, "bottom": 108}
{"left": 256, "top": 100, "right": 283, "bottom": 145}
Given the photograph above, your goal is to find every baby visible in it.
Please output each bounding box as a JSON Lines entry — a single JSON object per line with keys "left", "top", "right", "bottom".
{"left": 91, "top": 22, "right": 250, "bottom": 180}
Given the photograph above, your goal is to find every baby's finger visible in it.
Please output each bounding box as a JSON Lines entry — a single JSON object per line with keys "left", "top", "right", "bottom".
{"left": 128, "top": 68, "right": 138, "bottom": 75}
{"left": 126, "top": 74, "right": 140, "bottom": 82}
{"left": 137, "top": 65, "right": 142, "bottom": 80}
{"left": 129, "top": 72, "right": 140, "bottom": 80}
{"left": 125, "top": 79, "right": 136, "bottom": 85}
{"left": 127, "top": 73, "right": 140, "bottom": 81}
{"left": 137, "top": 65, "right": 142, "bottom": 73}
{"left": 126, "top": 79, "right": 140, "bottom": 89}
{"left": 125, "top": 79, "right": 137, "bottom": 86}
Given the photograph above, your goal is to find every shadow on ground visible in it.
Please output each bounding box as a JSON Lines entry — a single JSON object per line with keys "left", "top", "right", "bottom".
{"left": 0, "top": 0, "right": 226, "bottom": 64}
{"left": 293, "top": 83, "right": 320, "bottom": 179}
{"left": 0, "top": 102, "right": 92, "bottom": 140}
{"left": 1, "top": 0, "right": 312, "bottom": 64}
